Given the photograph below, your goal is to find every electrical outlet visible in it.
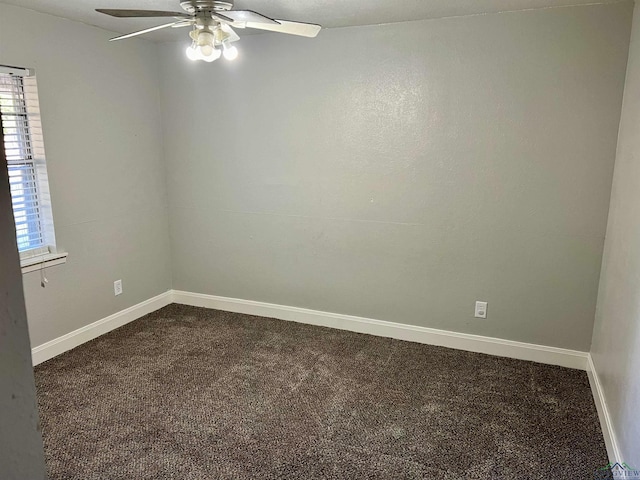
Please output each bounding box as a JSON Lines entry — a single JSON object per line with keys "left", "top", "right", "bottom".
{"left": 114, "top": 279, "right": 123, "bottom": 296}
{"left": 475, "top": 301, "right": 487, "bottom": 319}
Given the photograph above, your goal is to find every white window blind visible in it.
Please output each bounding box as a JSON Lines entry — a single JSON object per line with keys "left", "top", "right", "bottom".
{"left": 0, "top": 69, "right": 57, "bottom": 257}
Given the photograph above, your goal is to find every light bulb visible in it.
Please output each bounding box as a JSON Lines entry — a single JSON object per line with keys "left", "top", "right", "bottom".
{"left": 186, "top": 44, "right": 199, "bottom": 61}
{"left": 202, "top": 48, "right": 221, "bottom": 62}
{"left": 223, "top": 44, "right": 239, "bottom": 61}
{"left": 200, "top": 44, "right": 214, "bottom": 57}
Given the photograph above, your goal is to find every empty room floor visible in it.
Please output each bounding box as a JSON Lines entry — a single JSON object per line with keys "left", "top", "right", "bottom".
{"left": 35, "top": 304, "right": 607, "bottom": 479}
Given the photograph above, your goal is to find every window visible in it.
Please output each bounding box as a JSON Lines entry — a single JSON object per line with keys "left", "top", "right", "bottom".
{"left": 0, "top": 65, "right": 65, "bottom": 272}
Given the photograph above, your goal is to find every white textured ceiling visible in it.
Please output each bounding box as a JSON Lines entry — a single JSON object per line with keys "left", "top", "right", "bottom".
{"left": 0, "top": 0, "right": 622, "bottom": 41}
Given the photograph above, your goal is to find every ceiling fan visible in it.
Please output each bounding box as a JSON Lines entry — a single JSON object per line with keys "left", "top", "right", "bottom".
{"left": 96, "top": 0, "right": 322, "bottom": 62}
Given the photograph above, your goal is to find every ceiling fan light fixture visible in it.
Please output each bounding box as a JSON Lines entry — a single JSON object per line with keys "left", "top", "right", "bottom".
{"left": 185, "top": 25, "right": 223, "bottom": 62}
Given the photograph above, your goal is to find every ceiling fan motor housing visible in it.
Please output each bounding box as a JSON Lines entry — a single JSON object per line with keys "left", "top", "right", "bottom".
{"left": 180, "top": 1, "right": 233, "bottom": 14}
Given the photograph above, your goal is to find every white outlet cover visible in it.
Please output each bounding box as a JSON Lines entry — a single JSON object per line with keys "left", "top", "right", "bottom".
{"left": 475, "top": 301, "right": 488, "bottom": 319}
{"left": 114, "top": 279, "right": 123, "bottom": 296}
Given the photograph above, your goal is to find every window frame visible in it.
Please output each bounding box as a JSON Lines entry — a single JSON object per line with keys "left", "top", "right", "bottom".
{"left": 0, "top": 64, "right": 66, "bottom": 273}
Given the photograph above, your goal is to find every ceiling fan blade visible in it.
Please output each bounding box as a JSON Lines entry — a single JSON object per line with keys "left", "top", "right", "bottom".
{"left": 172, "top": 20, "right": 195, "bottom": 28}
{"left": 96, "top": 9, "right": 190, "bottom": 18}
{"left": 222, "top": 10, "right": 279, "bottom": 25}
{"left": 109, "top": 21, "right": 184, "bottom": 41}
{"left": 212, "top": 12, "right": 235, "bottom": 23}
{"left": 245, "top": 20, "right": 321, "bottom": 38}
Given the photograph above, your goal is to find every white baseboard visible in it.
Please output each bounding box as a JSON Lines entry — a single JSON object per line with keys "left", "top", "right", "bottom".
{"left": 586, "top": 354, "right": 621, "bottom": 463}
{"left": 31, "top": 289, "right": 590, "bottom": 371}
{"left": 170, "top": 290, "right": 589, "bottom": 370}
{"left": 31, "top": 291, "right": 172, "bottom": 366}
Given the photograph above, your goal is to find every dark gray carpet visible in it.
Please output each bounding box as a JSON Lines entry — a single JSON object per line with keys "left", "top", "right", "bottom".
{"left": 35, "top": 304, "right": 608, "bottom": 479}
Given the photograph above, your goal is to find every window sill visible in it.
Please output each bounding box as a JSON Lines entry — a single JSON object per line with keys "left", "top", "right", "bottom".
{"left": 21, "top": 252, "right": 68, "bottom": 274}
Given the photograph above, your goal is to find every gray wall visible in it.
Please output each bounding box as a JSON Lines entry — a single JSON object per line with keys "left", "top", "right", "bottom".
{"left": 160, "top": 3, "right": 632, "bottom": 351}
{"left": 1, "top": 2, "right": 633, "bottom": 355}
{"left": 0, "top": 112, "right": 46, "bottom": 478}
{"left": 592, "top": 2, "right": 640, "bottom": 466}
{"left": 0, "top": 4, "right": 172, "bottom": 347}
